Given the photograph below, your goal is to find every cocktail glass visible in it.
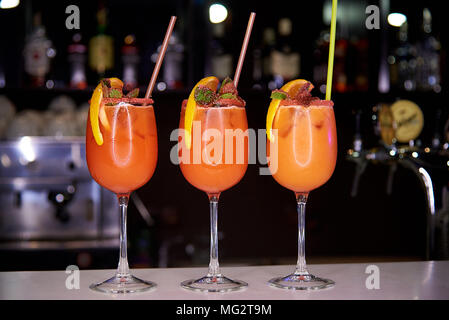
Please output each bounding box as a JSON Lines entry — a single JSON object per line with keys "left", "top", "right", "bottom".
{"left": 178, "top": 101, "right": 248, "bottom": 292}
{"left": 86, "top": 100, "right": 158, "bottom": 294}
{"left": 267, "top": 101, "right": 337, "bottom": 290}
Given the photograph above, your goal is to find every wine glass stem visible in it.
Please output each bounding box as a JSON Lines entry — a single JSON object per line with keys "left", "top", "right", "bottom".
{"left": 208, "top": 193, "right": 221, "bottom": 277}
{"left": 117, "top": 195, "right": 130, "bottom": 277}
{"left": 295, "top": 192, "right": 309, "bottom": 275}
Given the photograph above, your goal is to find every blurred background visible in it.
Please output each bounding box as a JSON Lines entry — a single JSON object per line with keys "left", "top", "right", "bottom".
{"left": 0, "top": 0, "right": 448, "bottom": 271}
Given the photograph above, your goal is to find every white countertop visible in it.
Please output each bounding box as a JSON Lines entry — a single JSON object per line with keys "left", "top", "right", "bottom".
{"left": 1, "top": 261, "right": 448, "bottom": 300}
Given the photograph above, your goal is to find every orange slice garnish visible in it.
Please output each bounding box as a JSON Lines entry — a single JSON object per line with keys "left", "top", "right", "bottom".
{"left": 266, "top": 79, "right": 313, "bottom": 142}
{"left": 89, "top": 78, "right": 124, "bottom": 145}
{"left": 109, "top": 77, "right": 124, "bottom": 89}
{"left": 281, "top": 79, "right": 312, "bottom": 98}
{"left": 184, "top": 76, "right": 219, "bottom": 149}
{"left": 89, "top": 84, "right": 104, "bottom": 145}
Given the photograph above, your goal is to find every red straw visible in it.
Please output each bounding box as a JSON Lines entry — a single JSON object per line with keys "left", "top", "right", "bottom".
{"left": 233, "top": 12, "right": 256, "bottom": 88}
{"left": 145, "top": 16, "right": 177, "bottom": 100}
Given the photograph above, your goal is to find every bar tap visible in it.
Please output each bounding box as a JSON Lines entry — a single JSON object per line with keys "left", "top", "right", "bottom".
{"left": 347, "top": 109, "right": 368, "bottom": 197}
{"left": 347, "top": 100, "right": 449, "bottom": 260}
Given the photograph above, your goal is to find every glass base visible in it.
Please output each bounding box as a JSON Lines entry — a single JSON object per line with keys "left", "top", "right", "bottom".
{"left": 89, "top": 274, "right": 157, "bottom": 294}
{"left": 269, "top": 273, "right": 334, "bottom": 290}
{"left": 181, "top": 275, "right": 248, "bottom": 293}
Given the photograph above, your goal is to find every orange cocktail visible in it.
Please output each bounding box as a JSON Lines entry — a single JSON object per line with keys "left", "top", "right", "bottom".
{"left": 178, "top": 76, "right": 248, "bottom": 292}
{"left": 86, "top": 103, "right": 158, "bottom": 195}
{"left": 179, "top": 104, "right": 248, "bottom": 194}
{"left": 266, "top": 79, "right": 336, "bottom": 290}
{"left": 268, "top": 103, "right": 337, "bottom": 192}
{"left": 86, "top": 78, "right": 158, "bottom": 294}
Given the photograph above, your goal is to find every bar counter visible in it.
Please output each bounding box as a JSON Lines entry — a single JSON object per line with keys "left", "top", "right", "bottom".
{"left": 0, "top": 261, "right": 448, "bottom": 300}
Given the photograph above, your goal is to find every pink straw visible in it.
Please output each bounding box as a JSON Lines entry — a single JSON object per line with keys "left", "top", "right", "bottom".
{"left": 233, "top": 12, "right": 256, "bottom": 88}
{"left": 145, "top": 16, "right": 177, "bottom": 99}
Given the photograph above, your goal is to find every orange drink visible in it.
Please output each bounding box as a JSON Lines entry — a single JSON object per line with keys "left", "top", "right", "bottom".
{"left": 268, "top": 103, "right": 337, "bottom": 192}
{"left": 86, "top": 78, "right": 158, "bottom": 294}
{"left": 86, "top": 16, "right": 175, "bottom": 294}
{"left": 178, "top": 76, "right": 249, "bottom": 292}
{"left": 178, "top": 12, "right": 254, "bottom": 291}
{"left": 266, "top": 79, "right": 336, "bottom": 290}
{"left": 179, "top": 103, "right": 248, "bottom": 194}
{"left": 86, "top": 103, "right": 158, "bottom": 195}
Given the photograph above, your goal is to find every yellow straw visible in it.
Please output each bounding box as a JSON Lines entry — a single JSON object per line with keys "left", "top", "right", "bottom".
{"left": 326, "top": 0, "right": 338, "bottom": 101}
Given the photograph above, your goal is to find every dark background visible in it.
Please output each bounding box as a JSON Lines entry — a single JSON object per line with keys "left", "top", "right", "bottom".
{"left": 0, "top": 0, "right": 448, "bottom": 271}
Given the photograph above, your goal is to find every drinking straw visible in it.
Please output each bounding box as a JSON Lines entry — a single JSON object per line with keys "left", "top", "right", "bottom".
{"left": 144, "top": 16, "right": 177, "bottom": 100}
{"left": 325, "top": 0, "right": 338, "bottom": 101}
{"left": 233, "top": 12, "right": 256, "bottom": 88}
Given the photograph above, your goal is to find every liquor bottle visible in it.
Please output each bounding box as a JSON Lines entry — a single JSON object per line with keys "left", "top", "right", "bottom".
{"left": 388, "top": 48, "right": 399, "bottom": 89}
{"left": 253, "top": 28, "right": 278, "bottom": 90}
{"left": 162, "top": 32, "right": 184, "bottom": 90}
{"left": 88, "top": 4, "right": 114, "bottom": 81}
{"left": 23, "top": 12, "right": 55, "bottom": 88}
{"left": 121, "top": 34, "right": 139, "bottom": 91}
{"left": 313, "top": 30, "right": 329, "bottom": 93}
{"left": 67, "top": 33, "right": 87, "bottom": 90}
{"left": 416, "top": 8, "right": 441, "bottom": 92}
{"left": 353, "top": 38, "right": 369, "bottom": 92}
{"left": 389, "top": 22, "right": 417, "bottom": 91}
{"left": 261, "top": 28, "right": 277, "bottom": 90}
{"left": 333, "top": 38, "right": 348, "bottom": 93}
{"left": 271, "top": 18, "right": 300, "bottom": 85}
{"left": 251, "top": 36, "right": 263, "bottom": 90}
{"left": 210, "top": 23, "right": 233, "bottom": 80}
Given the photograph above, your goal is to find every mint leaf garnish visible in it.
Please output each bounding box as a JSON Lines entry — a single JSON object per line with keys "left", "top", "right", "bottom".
{"left": 194, "top": 86, "right": 215, "bottom": 104}
{"left": 125, "top": 88, "right": 139, "bottom": 98}
{"left": 219, "top": 77, "right": 234, "bottom": 94}
{"left": 109, "top": 89, "right": 123, "bottom": 98}
{"left": 219, "top": 93, "right": 237, "bottom": 99}
{"left": 101, "top": 78, "right": 111, "bottom": 88}
{"left": 271, "top": 91, "right": 287, "bottom": 100}
{"left": 221, "top": 77, "right": 233, "bottom": 87}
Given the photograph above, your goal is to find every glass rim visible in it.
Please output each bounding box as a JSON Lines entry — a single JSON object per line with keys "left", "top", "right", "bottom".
{"left": 102, "top": 102, "right": 154, "bottom": 108}
{"left": 181, "top": 102, "right": 246, "bottom": 110}
{"left": 277, "top": 102, "right": 334, "bottom": 109}
{"left": 101, "top": 97, "right": 154, "bottom": 108}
